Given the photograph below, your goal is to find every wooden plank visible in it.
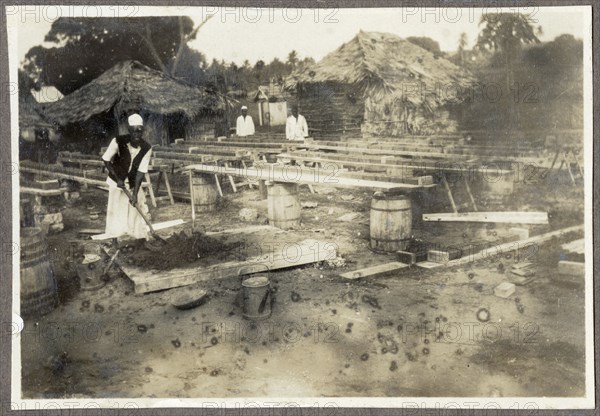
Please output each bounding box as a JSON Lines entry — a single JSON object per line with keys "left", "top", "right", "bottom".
{"left": 278, "top": 152, "right": 513, "bottom": 174}
{"left": 446, "top": 225, "right": 583, "bottom": 267}
{"left": 20, "top": 186, "right": 67, "bottom": 196}
{"left": 558, "top": 260, "right": 585, "bottom": 276}
{"left": 181, "top": 163, "right": 422, "bottom": 191}
{"left": 152, "top": 219, "right": 186, "bottom": 230}
{"left": 340, "top": 262, "right": 409, "bottom": 279}
{"left": 90, "top": 219, "right": 186, "bottom": 240}
{"left": 422, "top": 211, "right": 549, "bottom": 225}
{"left": 205, "top": 225, "right": 281, "bottom": 236}
{"left": 120, "top": 238, "right": 337, "bottom": 293}
{"left": 20, "top": 166, "right": 107, "bottom": 187}
{"left": 415, "top": 261, "right": 443, "bottom": 269}
{"left": 561, "top": 238, "right": 585, "bottom": 255}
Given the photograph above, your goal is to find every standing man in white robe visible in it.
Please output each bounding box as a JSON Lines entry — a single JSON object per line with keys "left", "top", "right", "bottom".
{"left": 101, "top": 113, "right": 152, "bottom": 240}
{"left": 236, "top": 105, "right": 255, "bottom": 137}
{"left": 286, "top": 106, "right": 309, "bottom": 140}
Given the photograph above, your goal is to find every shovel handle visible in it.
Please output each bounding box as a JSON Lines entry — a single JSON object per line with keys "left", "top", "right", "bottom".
{"left": 120, "top": 187, "right": 164, "bottom": 242}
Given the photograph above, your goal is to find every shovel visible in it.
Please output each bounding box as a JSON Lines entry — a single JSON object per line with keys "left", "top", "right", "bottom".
{"left": 121, "top": 187, "right": 168, "bottom": 244}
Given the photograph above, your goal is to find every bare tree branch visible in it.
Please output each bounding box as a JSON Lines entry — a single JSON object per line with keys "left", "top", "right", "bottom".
{"left": 171, "top": 15, "right": 214, "bottom": 77}
{"left": 140, "top": 22, "right": 167, "bottom": 73}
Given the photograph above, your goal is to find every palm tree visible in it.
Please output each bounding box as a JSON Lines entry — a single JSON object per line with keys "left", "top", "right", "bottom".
{"left": 476, "top": 13, "right": 540, "bottom": 128}
{"left": 458, "top": 32, "right": 468, "bottom": 66}
{"left": 287, "top": 50, "right": 299, "bottom": 70}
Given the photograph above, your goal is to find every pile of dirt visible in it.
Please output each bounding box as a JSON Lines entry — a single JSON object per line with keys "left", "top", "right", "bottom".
{"left": 120, "top": 232, "right": 244, "bottom": 270}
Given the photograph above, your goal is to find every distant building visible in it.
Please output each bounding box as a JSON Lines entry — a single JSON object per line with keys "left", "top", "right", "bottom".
{"left": 43, "top": 60, "right": 228, "bottom": 149}
{"left": 290, "top": 31, "right": 476, "bottom": 139}
{"left": 250, "top": 81, "right": 289, "bottom": 127}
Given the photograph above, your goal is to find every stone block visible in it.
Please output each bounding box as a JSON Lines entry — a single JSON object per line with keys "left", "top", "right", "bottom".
{"left": 239, "top": 208, "right": 258, "bottom": 222}
{"left": 494, "top": 282, "right": 515, "bottom": 298}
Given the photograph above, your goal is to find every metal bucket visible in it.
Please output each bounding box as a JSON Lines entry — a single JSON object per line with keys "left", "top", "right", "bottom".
{"left": 76, "top": 254, "right": 106, "bottom": 291}
{"left": 242, "top": 275, "right": 272, "bottom": 320}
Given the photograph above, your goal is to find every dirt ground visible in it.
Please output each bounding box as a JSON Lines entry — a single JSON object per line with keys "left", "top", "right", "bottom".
{"left": 20, "top": 171, "right": 586, "bottom": 398}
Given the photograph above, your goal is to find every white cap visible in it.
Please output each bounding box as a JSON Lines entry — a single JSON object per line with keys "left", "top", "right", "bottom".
{"left": 128, "top": 113, "right": 143, "bottom": 126}
{"left": 241, "top": 106, "right": 248, "bottom": 110}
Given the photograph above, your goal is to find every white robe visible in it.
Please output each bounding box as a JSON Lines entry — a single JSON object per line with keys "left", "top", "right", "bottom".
{"left": 101, "top": 138, "right": 152, "bottom": 239}
{"left": 236, "top": 115, "right": 255, "bottom": 137}
{"left": 286, "top": 115, "right": 308, "bottom": 140}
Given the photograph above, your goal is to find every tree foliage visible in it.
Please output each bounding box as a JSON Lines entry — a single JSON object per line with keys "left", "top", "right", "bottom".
{"left": 406, "top": 36, "right": 443, "bottom": 56}
{"left": 22, "top": 17, "right": 206, "bottom": 94}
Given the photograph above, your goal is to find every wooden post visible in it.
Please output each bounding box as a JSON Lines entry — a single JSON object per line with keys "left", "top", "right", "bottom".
{"left": 441, "top": 173, "right": 458, "bottom": 214}
{"left": 144, "top": 173, "right": 158, "bottom": 207}
{"left": 463, "top": 175, "right": 478, "bottom": 211}
{"left": 258, "top": 180, "right": 268, "bottom": 200}
{"left": 188, "top": 170, "right": 195, "bottom": 226}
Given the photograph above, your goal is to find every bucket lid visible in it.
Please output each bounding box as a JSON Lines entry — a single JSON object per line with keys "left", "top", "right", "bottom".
{"left": 242, "top": 275, "right": 269, "bottom": 287}
{"left": 82, "top": 254, "right": 101, "bottom": 264}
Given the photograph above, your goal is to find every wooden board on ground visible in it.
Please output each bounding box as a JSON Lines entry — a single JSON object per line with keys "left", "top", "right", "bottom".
{"left": 422, "top": 211, "right": 549, "bottom": 225}
{"left": 415, "top": 261, "right": 444, "bottom": 269}
{"left": 112, "top": 238, "right": 336, "bottom": 293}
{"left": 558, "top": 260, "right": 585, "bottom": 276}
{"left": 340, "top": 262, "right": 409, "bottom": 279}
{"left": 561, "top": 238, "right": 584, "bottom": 255}
{"left": 91, "top": 219, "right": 186, "bottom": 240}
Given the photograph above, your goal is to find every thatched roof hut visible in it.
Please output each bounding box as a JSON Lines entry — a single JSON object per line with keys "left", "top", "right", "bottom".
{"left": 291, "top": 31, "right": 475, "bottom": 138}
{"left": 43, "top": 60, "right": 227, "bottom": 145}
{"left": 19, "top": 93, "right": 54, "bottom": 130}
{"left": 19, "top": 93, "right": 57, "bottom": 141}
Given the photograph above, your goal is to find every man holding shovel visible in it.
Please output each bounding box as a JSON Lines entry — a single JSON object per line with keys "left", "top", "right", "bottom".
{"left": 101, "top": 113, "right": 153, "bottom": 240}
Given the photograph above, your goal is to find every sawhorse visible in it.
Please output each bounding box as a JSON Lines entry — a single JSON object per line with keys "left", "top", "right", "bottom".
{"left": 547, "top": 146, "right": 583, "bottom": 183}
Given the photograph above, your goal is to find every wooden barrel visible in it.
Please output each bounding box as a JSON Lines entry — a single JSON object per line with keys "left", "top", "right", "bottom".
{"left": 20, "top": 227, "right": 57, "bottom": 317}
{"left": 191, "top": 175, "right": 217, "bottom": 212}
{"left": 370, "top": 193, "right": 412, "bottom": 253}
{"left": 267, "top": 183, "right": 300, "bottom": 230}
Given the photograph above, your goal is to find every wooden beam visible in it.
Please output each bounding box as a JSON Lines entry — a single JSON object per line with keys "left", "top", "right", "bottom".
{"left": 441, "top": 174, "right": 458, "bottom": 214}
{"left": 20, "top": 186, "right": 67, "bottom": 196}
{"left": 181, "top": 163, "right": 422, "bottom": 192}
{"left": 422, "top": 211, "right": 549, "bottom": 225}
{"left": 446, "top": 225, "right": 583, "bottom": 267}
{"left": 340, "top": 262, "right": 409, "bottom": 280}
{"left": 20, "top": 166, "right": 107, "bottom": 187}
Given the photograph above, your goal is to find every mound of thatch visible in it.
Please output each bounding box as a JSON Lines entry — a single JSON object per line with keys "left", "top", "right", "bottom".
{"left": 293, "top": 30, "right": 475, "bottom": 108}
{"left": 44, "top": 60, "right": 225, "bottom": 126}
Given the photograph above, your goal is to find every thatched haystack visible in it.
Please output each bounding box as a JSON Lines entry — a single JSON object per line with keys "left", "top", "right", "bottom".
{"left": 292, "top": 31, "right": 475, "bottom": 138}
{"left": 43, "top": 60, "right": 227, "bottom": 145}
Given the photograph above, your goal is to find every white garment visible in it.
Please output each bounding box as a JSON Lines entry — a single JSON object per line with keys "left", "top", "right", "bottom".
{"left": 105, "top": 185, "right": 149, "bottom": 240}
{"left": 101, "top": 137, "right": 152, "bottom": 239}
{"left": 101, "top": 138, "right": 152, "bottom": 187}
{"left": 236, "top": 115, "right": 255, "bottom": 137}
{"left": 286, "top": 114, "right": 308, "bottom": 140}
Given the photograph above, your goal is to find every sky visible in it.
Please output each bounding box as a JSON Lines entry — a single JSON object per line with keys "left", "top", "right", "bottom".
{"left": 15, "top": 6, "right": 588, "bottom": 67}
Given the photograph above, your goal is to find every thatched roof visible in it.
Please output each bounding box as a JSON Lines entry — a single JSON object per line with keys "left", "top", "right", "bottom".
{"left": 292, "top": 31, "right": 475, "bottom": 107}
{"left": 43, "top": 60, "right": 226, "bottom": 125}
{"left": 19, "top": 93, "right": 55, "bottom": 130}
